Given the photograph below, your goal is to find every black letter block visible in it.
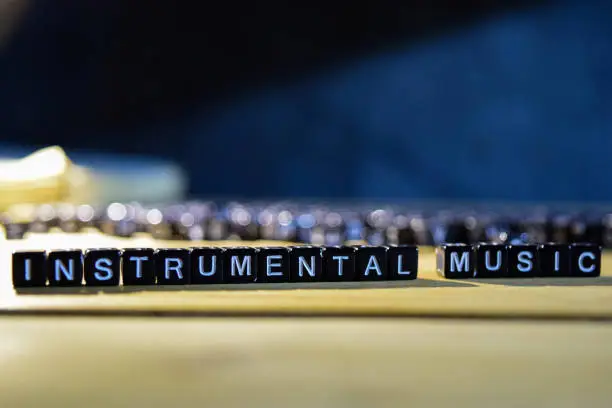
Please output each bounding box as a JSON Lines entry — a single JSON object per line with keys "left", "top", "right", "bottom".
{"left": 191, "top": 247, "right": 225, "bottom": 284}
{"left": 356, "top": 246, "right": 388, "bottom": 281}
{"left": 387, "top": 245, "right": 418, "bottom": 280}
{"left": 12, "top": 251, "right": 47, "bottom": 287}
{"left": 155, "top": 249, "right": 191, "bottom": 285}
{"left": 257, "top": 247, "right": 290, "bottom": 283}
{"left": 122, "top": 248, "right": 156, "bottom": 285}
{"left": 84, "top": 249, "right": 121, "bottom": 286}
{"left": 289, "top": 246, "right": 323, "bottom": 282}
{"left": 570, "top": 243, "right": 601, "bottom": 277}
{"left": 538, "top": 244, "right": 570, "bottom": 277}
{"left": 47, "top": 250, "right": 83, "bottom": 286}
{"left": 507, "top": 244, "right": 538, "bottom": 277}
{"left": 436, "top": 244, "right": 474, "bottom": 279}
{"left": 322, "top": 246, "right": 357, "bottom": 281}
{"left": 224, "top": 247, "right": 257, "bottom": 284}
{"left": 474, "top": 243, "right": 508, "bottom": 278}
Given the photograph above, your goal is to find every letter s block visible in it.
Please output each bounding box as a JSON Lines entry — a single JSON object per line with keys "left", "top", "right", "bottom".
{"left": 436, "top": 244, "right": 474, "bottom": 279}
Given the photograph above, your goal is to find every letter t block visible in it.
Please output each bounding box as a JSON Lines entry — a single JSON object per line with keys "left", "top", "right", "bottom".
{"left": 436, "top": 244, "right": 474, "bottom": 279}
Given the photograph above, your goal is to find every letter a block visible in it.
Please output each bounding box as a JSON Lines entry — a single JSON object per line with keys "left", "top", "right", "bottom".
{"left": 436, "top": 244, "right": 474, "bottom": 279}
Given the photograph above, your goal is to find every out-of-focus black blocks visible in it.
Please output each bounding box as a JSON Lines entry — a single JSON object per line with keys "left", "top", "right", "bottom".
{"left": 289, "top": 246, "right": 323, "bottom": 282}
{"left": 569, "top": 243, "right": 601, "bottom": 277}
{"left": 84, "top": 249, "right": 121, "bottom": 286}
{"left": 191, "top": 247, "right": 225, "bottom": 284}
{"left": 12, "top": 251, "right": 47, "bottom": 287}
{"left": 387, "top": 245, "right": 418, "bottom": 280}
{"left": 538, "top": 244, "right": 570, "bottom": 277}
{"left": 257, "top": 247, "right": 290, "bottom": 283}
{"left": 47, "top": 250, "right": 83, "bottom": 286}
{"left": 507, "top": 244, "right": 538, "bottom": 277}
{"left": 356, "top": 246, "right": 388, "bottom": 281}
{"left": 322, "top": 246, "right": 357, "bottom": 281}
{"left": 122, "top": 248, "right": 156, "bottom": 285}
{"left": 224, "top": 247, "right": 257, "bottom": 284}
{"left": 435, "top": 244, "right": 474, "bottom": 279}
{"left": 155, "top": 249, "right": 191, "bottom": 285}
{"left": 474, "top": 243, "right": 508, "bottom": 278}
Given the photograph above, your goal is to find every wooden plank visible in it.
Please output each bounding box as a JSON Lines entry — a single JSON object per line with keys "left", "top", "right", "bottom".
{"left": 0, "top": 316, "right": 610, "bottom": 408}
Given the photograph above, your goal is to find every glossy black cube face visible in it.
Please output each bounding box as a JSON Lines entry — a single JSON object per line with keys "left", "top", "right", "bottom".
{"left": 224, "top": 247, "right": 257, "bottom": 284}
{"left": 190, "top": 247, "right": 225, "bottom": 284}
{"left": 507, "top": 245, "right": 538, "bottom": 277}
{"left": 256, "top": 247, "right": 290, "bottom": 283}
{"left": 569, "top": 243, "right": 601, "bottom": 277}
{"left": 387, "top": 245, "right": 418, "bottom": 280}
{"left": 289, "top": 246, "right": 323, "bottom": 282}
{"left": 538, "top": 244, "right": 570, "bottom": 277}
{"left": 355, "top": 246, "right": 388, "bottom": 281}
{"left": 155, "top": 249, "right": 191, "bottom": 285}
{"left": 122, "top": 249, "right": 156, "bottom": 285}
{"left": 12, "top": 251, "right": 47, "bottom": 287}
{"left": 322, "top": 246, "right": 357, "bottom": 281}
{"left": 84, "top": 249, "right": 121, "bottom": 286}
{"left": 47, "top": 250, "right": 83, "bottom": 286}
{"left": 436, "top": 244, "right": 474, "bottom": 279}
{"left": 474, "top": 244, "right": 508, "bottom": 278}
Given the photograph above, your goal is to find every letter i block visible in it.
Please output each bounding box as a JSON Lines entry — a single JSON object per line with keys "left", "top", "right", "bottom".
{"left": 569, "top": 243, "right": 601, "bottom": 277}
{"left": 436, "top": 244, "right": 474, "bottom": 279}
{"left": 155, "top": 249, "right": 191, "bottom": 285}
{"left": 538, "top": 244, "right": 570, "bottom": 277}
{"left": 474, "top": 243, "right": 508, "bottom": 278}
{"left": 507, "top": 245, "right": 538, "bottom": 277}
{"left": 224, "top": 247, "right": 257, "bottom": 283}
{"left": 256, "top": 247, "right": 290, "bottom": 283}
{"left": 12, "top": 251, "right": 47, "bottom": 287}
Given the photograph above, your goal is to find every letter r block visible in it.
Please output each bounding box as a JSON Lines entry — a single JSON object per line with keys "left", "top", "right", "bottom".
{"left": 436, "top": 244, "right": 474, "bottom": 279}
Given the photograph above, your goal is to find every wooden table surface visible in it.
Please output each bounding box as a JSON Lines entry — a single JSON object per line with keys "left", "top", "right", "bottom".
{"left": 1, "top": 231, "right": 611, "bottom": 407}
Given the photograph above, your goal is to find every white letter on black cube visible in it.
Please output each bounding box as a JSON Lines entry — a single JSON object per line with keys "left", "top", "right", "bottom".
{"left": 84, "top": 249, "right": 121, "bottom": 286}
{"left": 289, "top": 246, "right": 323, "bottom": 282}
{"left": 12, "top": 251, "right": 47, "bottom": 287}
{"left": 122, "top": 248, "right": 156, "bottom": 285}
{"left": 257, "top": 247, "right": 290, "bottom": 283}
{"left": 474, "top": 243, "right": 508, "bottom": 278}
{"left": 155, "top": 249, "right": 191, "bottom": 285}
{"left": 387, "top": 245, "right": 418, "bottom": 280}
{"left": 47, "top": 250, "right": 83, "bottom": 286}
{"left": 538, "top": 244, "right": 570, "bottom": 277}
{"left": 322, "top": 246, "right": 357, "bottom": 281}
{"left": 224, "top": 247, "right": 257, "bottom": 284}
{"left": 191, "top": 247, "right": 225, "bottom": 284}
{"left": 570, "top": 243, "right": 601, "bottom": 277}
{"left": 356, "top": 246, "right": 388, "bottom": 281}
{"left": 436, "top": 244, "right": 474, "bottom": 279}
{"left": 507, "top": 244, "right": 538, "bottom": 277}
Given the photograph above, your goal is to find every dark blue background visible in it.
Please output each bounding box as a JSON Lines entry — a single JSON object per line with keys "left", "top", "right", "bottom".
{"left": 1, "top": 1, "right": 610, "bottom": 202}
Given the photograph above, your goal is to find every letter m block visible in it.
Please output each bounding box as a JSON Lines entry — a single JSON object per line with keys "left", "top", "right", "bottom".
{"left": 436, "top": 244, "right": 474, "bottom": 279}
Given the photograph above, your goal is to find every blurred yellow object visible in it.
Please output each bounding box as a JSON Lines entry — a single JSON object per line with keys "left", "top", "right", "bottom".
{"left": 0, "top": 146, "right": 93, "bottom": 210}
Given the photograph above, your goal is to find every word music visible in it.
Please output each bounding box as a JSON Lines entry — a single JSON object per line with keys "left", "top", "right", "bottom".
{"left": 12, "top": 246, "right": 419, "bottom": 288}
{"left": 437, "top": 243, "right": 601, "bottom": 278}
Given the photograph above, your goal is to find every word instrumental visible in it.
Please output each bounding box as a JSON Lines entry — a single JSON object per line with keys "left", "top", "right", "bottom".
{"left": 12, "top": 246, "right": 419, "bottom": 287}
{"left": 436, "top": 243, "right": 602, "bottom": 278}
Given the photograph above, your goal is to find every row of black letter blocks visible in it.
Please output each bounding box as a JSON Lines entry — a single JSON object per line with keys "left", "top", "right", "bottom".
{"left": 436, "top": 243, "right": 601, "bottom": 278}
{"left": 12, "top": 246, "right": 419, "bottom": 288}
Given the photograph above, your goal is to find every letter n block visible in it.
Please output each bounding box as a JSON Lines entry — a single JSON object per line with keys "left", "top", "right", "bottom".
{"left": 436, "top": 244, "right": 474, "bottom": 279}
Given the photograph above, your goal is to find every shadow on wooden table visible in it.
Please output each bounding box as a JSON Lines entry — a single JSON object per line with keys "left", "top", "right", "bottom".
{"left": 472, "top": 276, "right": 612, "bottom": 287}
{"left": 14, "top": 278, "right": 476, "bottom": 295}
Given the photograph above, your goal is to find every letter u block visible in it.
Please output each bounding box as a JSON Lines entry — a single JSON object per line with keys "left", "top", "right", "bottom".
{"left": 436, "top": 244, "right": 474, "bottom": 279}
{"left": 474, "top": 243, "right": 508, "bottom": 278}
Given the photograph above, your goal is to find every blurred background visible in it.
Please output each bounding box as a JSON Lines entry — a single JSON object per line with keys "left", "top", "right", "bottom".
{"left": 1, "top": 0, "right": 610, "bottom": 203}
